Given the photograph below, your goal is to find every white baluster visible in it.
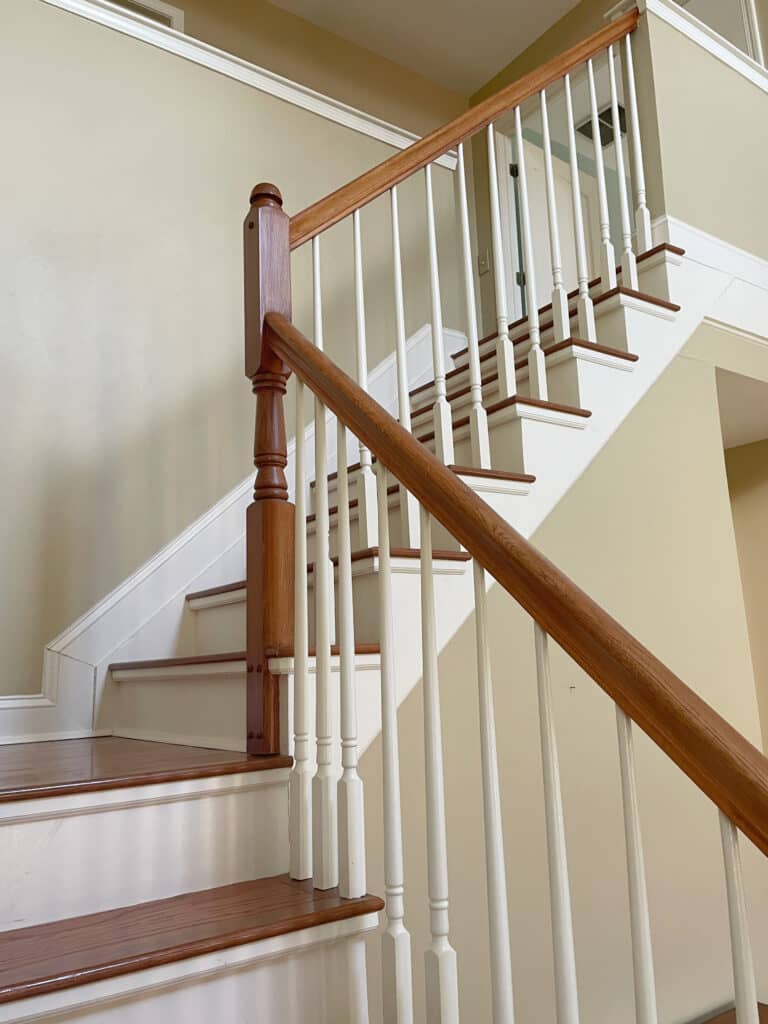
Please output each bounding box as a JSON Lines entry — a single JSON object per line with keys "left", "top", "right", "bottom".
{"left": 607, "top": 44, "right": 639, "bottom": 290}
{"left": 391, "top": 186, "right": 420, "bottom": 546}
{"left": 312, "top": 236, "right": 338, "bottom": 891}
{"left": 420, "top": 505, "right": 460, "bottom": 1024}
{"left": 353, "top": 208, "right": 379, "bottom": 547}
{"left": 623, "top": 33, "right": 653, "bottom": 253}
{"left": 424, "top": 164, "right": 455, "bottom": 466}
{"left": 564, "top": 74, "right": 597, "bottom": 343}
{"left": 473, "top": 561, "right": 516, "bottom": 1024}
{"left": 534, "top": 624, "right": 580, "bottom": 1024}
{"left": 457, "top": 142, "right": 491, "bottom": 469}
{"left": 540, "top": 88, "right": 571, "bottom": 345}
{"left": 487, "top": 124, "right": 517, "bottom": 398}
{"left": 587, "top": 59, "right": 617, "bottom": 292}
{"left": 377, "top": 465, "right": 414, "bottom": 1024}
{"left": 616, "top": 708, "right": 658, "bottom": 1024}
{"left": 337, "top": 418, "right": 366, "bottom": 900}
{"left": 514, "top": 105, "right": 547, "bottom": 401}
{"left": 289, "top": 375, "right": 312, "bottom": 881}
{"left": 719, "top": 813, "right": 759, "bottom": 1024}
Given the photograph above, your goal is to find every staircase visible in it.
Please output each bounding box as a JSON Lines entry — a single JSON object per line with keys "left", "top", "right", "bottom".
{"left": 2, "top": 7, "right": 768, "bottom": 1023}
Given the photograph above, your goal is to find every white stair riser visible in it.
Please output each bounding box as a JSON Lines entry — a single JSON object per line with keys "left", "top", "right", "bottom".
{"left": 0, "top": 917, "right": 377, "bottom": 1024}
{"left": 0, "top": 770, "right": 289, "bottom": 930}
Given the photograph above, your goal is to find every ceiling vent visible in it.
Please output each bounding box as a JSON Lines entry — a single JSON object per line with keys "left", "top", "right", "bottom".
{"left": 577, "top": 104, "right": 627, "bottom": 147}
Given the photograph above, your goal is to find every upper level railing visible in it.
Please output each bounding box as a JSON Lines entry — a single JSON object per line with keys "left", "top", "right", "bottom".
{"left": 244, "top": 8, "right": 767, "bottom": 1022}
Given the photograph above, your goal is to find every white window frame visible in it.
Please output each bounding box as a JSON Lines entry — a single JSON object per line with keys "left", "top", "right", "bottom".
{"left": 111, "top": 0, "right": 185, "bottom": 32}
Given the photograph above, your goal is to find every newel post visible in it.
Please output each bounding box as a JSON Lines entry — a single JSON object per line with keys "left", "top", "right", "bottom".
{"left": 244, "top": 183, "right": 295, "bottom": 756}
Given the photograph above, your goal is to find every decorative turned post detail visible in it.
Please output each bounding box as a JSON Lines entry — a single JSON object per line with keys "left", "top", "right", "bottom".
{"left": 244, "top": 183, "right": 295, "bottom": 756}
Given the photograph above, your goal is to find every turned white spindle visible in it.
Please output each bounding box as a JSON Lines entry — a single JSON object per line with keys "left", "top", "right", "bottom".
{"left": 514, "top": 105, "right": 547, "bottom": 401}
{"left": 719, "top": 813, "right": 759, "bottom": 1024}
{"left": 534, "top": 624, "right": 580, "bottom": 1024}
{"left": 391, "top": 186, "right": 420, "bottom": 546}
{"left": 289, "top": 375, "right": 312, "bottom": 881}
{"left": 607, "top": 44, "right": 639, "bottom": 290}
{"left": 540, "top": 88, "right": 570, "bottom": 345}
{"left": 616, "top": 708, "right": 658, "bottom": 1024}
{"left": 564, "top": 73, "right": 597, "bottom": 343}
{"left": 623, "top": 34, "right": 653, "bottom": 254}
{"left": 587, "top": 59, "right": 617, "bottom": 292}
{"left": 457, "top": 142, "right": 491, "bottom": 469}
{"left": 377, "top": 466, "right": 414, "bottom": 1024}
{"left": 420, "top": 506, "right": 460, "bottom": 1024}
{"left": 312, "top": 236, "right": 338, "bottom": 892}
{"left": 337, "top": 418, "right": 366, "bottom": 900}
{"left": 353, "top": 208, "right": 379, "bottom": 547}
{"left": 424, "top": 164, "right": 454, "bottom": 466}
{"left": 487, "top": 124, "right": 517, "bottom": 398}
{"left": 473, "top": 561, "right": 516, "bottom": 1024}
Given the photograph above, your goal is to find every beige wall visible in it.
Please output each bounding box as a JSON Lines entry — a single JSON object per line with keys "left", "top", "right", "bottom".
{"left": 727, "top": 440, "right": 768, "bottom": 748}
{"left": 360, "top": 332, "right": 767, "bottom": 1021}
{"left": 177, "top": 0, "right": 466, "bottom": 137}
{"left": 0, "top": 0, "right": 463, "bottom": 694}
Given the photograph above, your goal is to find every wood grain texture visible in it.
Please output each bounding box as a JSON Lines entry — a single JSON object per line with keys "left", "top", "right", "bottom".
{"left": 265, "top": 311, "right": 768, "bottom": 858}
{"left": 0, "top": 875, "right": 383, "bottom": 1004}
{"left": 288, "top": 10, "right": 639, "bottom": 249}
{"left": 0, "top": 737, "right": 290, "bottom": 803}
{"left": 701, "top": 1005, "right": 768, "bottom": 1023}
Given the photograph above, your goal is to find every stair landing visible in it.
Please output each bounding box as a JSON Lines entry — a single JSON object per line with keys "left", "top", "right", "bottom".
{"left": 0, "top": 736, "right": 290, "bottom": 802}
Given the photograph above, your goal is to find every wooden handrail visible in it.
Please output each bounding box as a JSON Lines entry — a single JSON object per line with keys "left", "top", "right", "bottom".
{"left": 265, "top": 310, "right": 768, "bottom": 858}
{"left": 289, "top": 8, "right": 639, "bottom": 250}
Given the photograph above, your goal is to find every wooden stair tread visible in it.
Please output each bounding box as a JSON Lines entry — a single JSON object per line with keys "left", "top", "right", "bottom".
{"left": 416, "top": 394, "right": 591, "bottom": 444}
{"left": 0, "top": 737, "right": 290, "bottom": 803}
{"left": 0, "top": 875, "right": 384, "bottom": 1004}
{"left": 701, "top": 1006, "right": 768, "bottom": 1023}
{"left": 111, "top": 645, "right": 382, "bottom": 673}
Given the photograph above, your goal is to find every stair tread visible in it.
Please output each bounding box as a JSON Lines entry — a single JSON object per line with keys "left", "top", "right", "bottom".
{"left": 0, "top": 875, "right": 383, "bottom": 1004}
{"left": 0, "top": 736, "right": 290, "bottom": 803}
{"left": 416, "top": 394, "right": 591, "bottom": 444}
{"left": 701, "top": 1006, "right": 768, "bottom": 1023}
{"left": 111, "top": 645, "right": 382, "bottom": 673}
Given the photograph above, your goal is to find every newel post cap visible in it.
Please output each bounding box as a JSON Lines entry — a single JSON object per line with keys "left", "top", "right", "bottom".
{"left": 249, "top": 183, "right": 283, "bottom": 207}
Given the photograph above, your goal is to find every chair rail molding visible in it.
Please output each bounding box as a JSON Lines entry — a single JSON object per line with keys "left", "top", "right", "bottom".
{"left": 38, "top": 0, "right": 456, "bottom": 168}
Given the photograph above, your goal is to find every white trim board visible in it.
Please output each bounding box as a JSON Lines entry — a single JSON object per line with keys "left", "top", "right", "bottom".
{"left": 38, "top": 0, "right": 457, "bottom": 170}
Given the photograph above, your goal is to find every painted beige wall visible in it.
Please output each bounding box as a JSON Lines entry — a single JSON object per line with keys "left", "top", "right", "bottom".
{"left": 360, "top": 333, "right": 767, "bottom": 1020}
{"left": 0, "top": 0, "right": 463, "bottom": 694}
{"left": 177, "top": 0, "right": 466, "bottom": 136}
{"left": 727, "top": 440, "right": 768, "bottom": 748}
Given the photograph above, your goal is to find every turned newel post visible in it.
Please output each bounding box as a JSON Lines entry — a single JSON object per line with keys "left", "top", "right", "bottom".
{"left": 244, "top": 183, "right": 295, "bottom": 756}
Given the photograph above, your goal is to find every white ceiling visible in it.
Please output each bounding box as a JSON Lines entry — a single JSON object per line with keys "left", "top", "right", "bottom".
{"left": 269, "top": 0, "right": 584, "bottom": 93}
{"left": 717, "top": 369, "right": 768, "bottom": 450}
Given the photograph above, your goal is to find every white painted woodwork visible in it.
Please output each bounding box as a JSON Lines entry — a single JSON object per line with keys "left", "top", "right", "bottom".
{"left": 539, "top": 88, "right": 571, "bottom": 344}
{"left": 419, "top": 506, "right": 460, "bottom": 1024}
{"left": 391, "top": 185, "right": 420, "bottom": 546}
{"left": 607, "top": 43, "right": 639, "bottom": 290}
{"left": 719, "top": 813, "right": 760, "bottom": 1024}
{"left": 353, "top": 209, "right": 380, "bottom": 549}
{"left": 337, "top": 419, "right": 367, "bottom": 900}
{"left": 622, "top": 34, "right": 653, "bottom": 253}
{"left": 587, "top": 58, "right": 618, "bottom": 291}
{"left": 534, "top": 624, "right": 580, "bottom": 1024}
{"left": 0, "top": 911, "right": 379, "bottom": 1024}
{"left": 514, "top": 105, "right": 547, "bottom": 401}
{"left": 457, "top": 141, "right": 491, "bottom": 469}
{"left": 487, "top": 124, "right": 517, "bottom": 398}
{"left": 473, "top": 560, "right": 516, "bottom": 1024}
{"left": 616, "top": 708, "right": 658, "bottom": 1024}
{"left": 312, "top": 236, "right": 338, "bottom": 892}
{"left": 563, "top": 73, "right": 597, "bottom": 342}
{"left": 290, "top": 376, "right": 312, "bottom": 881}
{"left": 376, "top": 465, "right": 415, "bottom": 1024}
{"left": 424, "top": 163, "right": 455, "bottom": 466}
{"left": 0, "top": 769, "right": 289, "bottom": 930}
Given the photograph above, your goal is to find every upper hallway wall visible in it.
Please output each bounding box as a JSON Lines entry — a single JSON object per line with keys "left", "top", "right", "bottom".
{"left": 177, "top": 0, "right": 467, "bottom": 136}
{"left": 0, "top": 0, "right": 462, "bottom": 694}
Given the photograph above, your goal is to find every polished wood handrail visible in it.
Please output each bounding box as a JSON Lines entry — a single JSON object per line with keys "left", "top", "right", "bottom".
{"left": 265, "top": 310, "right": 768, "bottom": 858}
{"left": 289, "top": 8, "right": 639, "bottom": 250}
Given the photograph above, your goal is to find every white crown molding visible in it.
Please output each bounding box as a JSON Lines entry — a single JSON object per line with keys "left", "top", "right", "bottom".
{"left": 39, "top": 0, "right": 457, "bottom": 170}
{"left": 640, "top": 0, "right": 768, "bottom": 93}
